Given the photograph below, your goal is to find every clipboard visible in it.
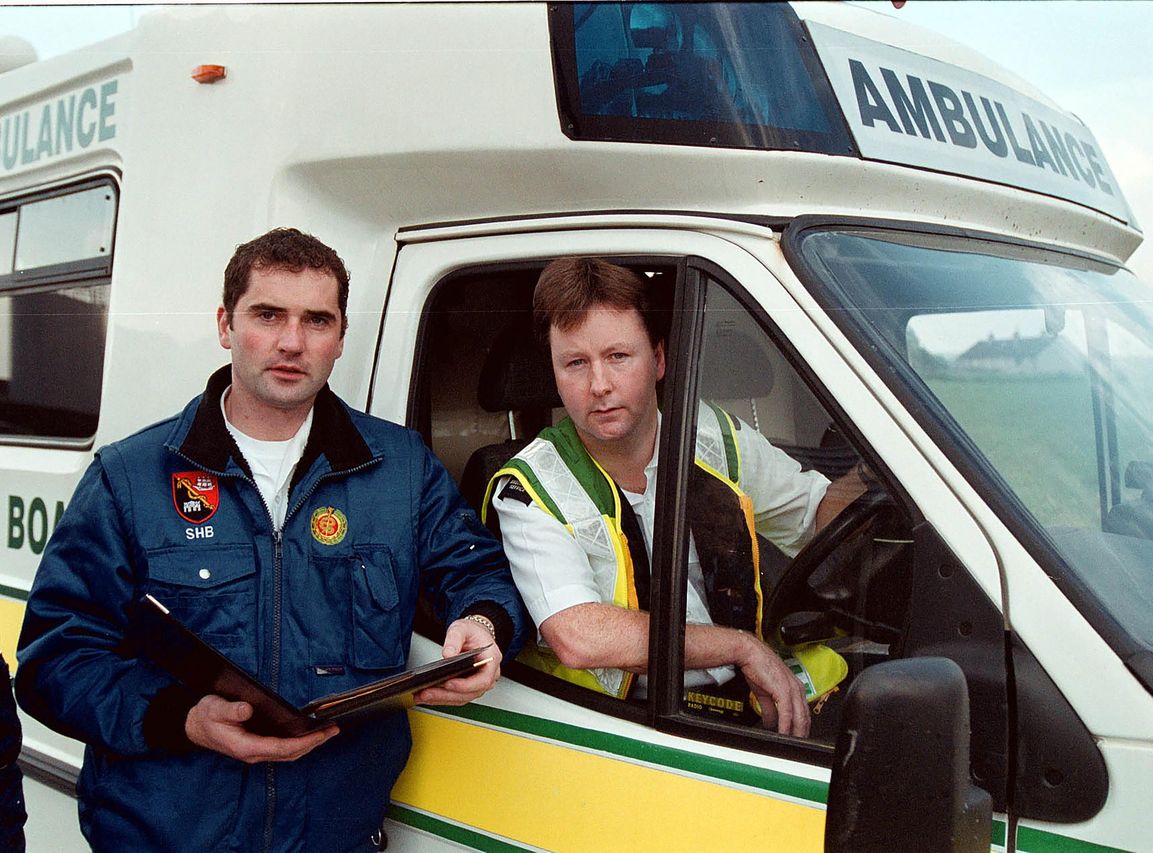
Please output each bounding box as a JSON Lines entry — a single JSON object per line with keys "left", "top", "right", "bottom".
{"left": 135, "top": 593, "right": 492, "bottom": 737}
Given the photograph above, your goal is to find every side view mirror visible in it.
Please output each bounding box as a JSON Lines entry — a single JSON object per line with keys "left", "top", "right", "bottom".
{"left": 1124, "top": 460, "right": 1153, "bottom": 498}
{"left": 824, "top": 657, "right": 992, "bottom": 853}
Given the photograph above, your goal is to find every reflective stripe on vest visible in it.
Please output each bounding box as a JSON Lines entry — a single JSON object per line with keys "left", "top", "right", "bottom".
{"left": 485, "top": 404, "right": 758, "bottom": 698}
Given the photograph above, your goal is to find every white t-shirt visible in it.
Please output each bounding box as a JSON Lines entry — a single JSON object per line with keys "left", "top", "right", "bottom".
{"left": 492, "top": 413, "right": 829, "bottom": 689}
{"left": 221, "top": 390, "right": 313, "bottom": 531}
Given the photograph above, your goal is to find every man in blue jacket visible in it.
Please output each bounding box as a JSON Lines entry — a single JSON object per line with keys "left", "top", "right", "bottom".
{"left": 16, "top": 227, "right": 527, "bottom": 851}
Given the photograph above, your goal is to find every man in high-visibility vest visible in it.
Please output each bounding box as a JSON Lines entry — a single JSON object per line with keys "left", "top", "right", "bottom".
{"left": 488, "top": 257, "right": 866, "bottom": 737}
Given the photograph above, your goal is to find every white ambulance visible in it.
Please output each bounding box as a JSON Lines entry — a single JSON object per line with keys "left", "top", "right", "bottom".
{"left": 0, "top": 3, "right": 1149, "bottom": 851}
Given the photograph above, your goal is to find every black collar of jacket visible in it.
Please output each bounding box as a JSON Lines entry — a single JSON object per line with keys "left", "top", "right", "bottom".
{"left": 178, "top": 365, "right": 375, "bottom": 483}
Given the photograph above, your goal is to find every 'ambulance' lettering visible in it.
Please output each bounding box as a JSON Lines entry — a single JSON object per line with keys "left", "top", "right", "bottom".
{"left": 849, "top": 59, "right": 1112, "bottom": 197}
{"left": 847, "top": 59, "right": 1115, "bottom": 200}
{"left": 807, "top": 22, "right": 1129, "bottom": 222}
{"left": 0, "top": 79, "right": 119, "bottom": 173}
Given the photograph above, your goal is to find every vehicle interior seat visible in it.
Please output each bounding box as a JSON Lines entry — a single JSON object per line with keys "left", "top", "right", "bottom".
{"left": 459, "top": 319, "right": 561, "bottom": 521}
{"left": 698, "top": 325, "right": 775, "bottom": 431}
{"left": 696, "top": 325, "right": 797, "bottom": 589}
{"left": 1104, "top": 461, "right": 1153, "bottom": 540}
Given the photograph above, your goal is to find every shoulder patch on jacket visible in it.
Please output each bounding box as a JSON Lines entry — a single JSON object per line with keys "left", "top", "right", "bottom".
{"left": 172, "top": 471, "right": 220, "bottom": 524}
{"left": 498, "top": 478, "right": 533, "bottom": 507}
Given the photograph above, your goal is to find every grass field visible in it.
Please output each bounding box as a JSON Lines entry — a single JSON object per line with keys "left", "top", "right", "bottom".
{"left": 924, "top": 371, "right": 1153, "bottom": 530}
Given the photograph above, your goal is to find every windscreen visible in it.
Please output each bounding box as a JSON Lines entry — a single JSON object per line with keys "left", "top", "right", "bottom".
{"left": 550, "top": 2, "right": 854, "bottom": 154}
{"left": 794, "top": 227, "right": 1153, "bottom": 658}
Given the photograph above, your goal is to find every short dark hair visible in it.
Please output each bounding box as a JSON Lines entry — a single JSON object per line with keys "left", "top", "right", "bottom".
{"left": 533, "top": 257, "right": 659, "bottom": 349}
{"left": 222, "top": 227, "right": 350, "bottom": 334}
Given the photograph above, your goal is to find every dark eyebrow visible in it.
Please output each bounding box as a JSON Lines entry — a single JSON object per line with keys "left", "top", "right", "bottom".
{"left": 245, "top": 303, "right": 337, "bottom": 323}
{"left": 245, "top": 302, "right": 284, "bottom": 314}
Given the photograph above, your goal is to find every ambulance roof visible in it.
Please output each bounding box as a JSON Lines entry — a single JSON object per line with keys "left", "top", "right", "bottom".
{"left": 0, "top": 2, "right": 1139, "bottom": 262}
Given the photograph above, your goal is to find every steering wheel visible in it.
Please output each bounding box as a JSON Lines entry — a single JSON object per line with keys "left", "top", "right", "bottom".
{"left": 763, "top": 479, "right": 896, "bottom": 645}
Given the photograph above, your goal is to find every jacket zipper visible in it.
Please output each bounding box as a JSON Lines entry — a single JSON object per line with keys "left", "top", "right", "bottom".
{"left": 175, "top": 452, "right": 380, "bottom": 852}
{"left": 264, "top": 525, "right": 283, "bottom": 853}
{"left": 260, "top": 462, "right": 381, "bottom": 852}
{"left": 172, "top": 453, "right": 283, "bottom": 851}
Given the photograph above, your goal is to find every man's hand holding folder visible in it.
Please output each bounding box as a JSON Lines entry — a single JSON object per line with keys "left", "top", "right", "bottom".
{"left": 183, "top": 612, "right": 499, "bottom": 764}
{"left": 138, "top": 594, "right": 500, "bottom": 760}
{"left": 186, "top": 695, "right": 341, "bottom": 764}
{"left": 413, "top": 616, "right": 502, "bottom": 707}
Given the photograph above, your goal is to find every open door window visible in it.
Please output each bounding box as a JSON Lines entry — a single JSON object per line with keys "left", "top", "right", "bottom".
{"left": 647, "top": 262, "right": 922, "bottom": 752}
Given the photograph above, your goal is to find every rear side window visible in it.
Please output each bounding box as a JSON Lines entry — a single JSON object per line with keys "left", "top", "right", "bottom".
{"left": 0, "top": 179, "right": 117, "bottom": 443}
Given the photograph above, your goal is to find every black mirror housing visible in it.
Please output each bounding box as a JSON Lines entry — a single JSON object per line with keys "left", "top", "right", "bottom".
{"left": 825, "top": 657, "right": 992, "bottom": 853}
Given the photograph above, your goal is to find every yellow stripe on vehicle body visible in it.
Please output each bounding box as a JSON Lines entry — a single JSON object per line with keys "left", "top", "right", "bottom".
{"left": 2, "top": 591, "right": 1104, "bottom": 853}
{"left": 393, "top": 705, "right": 827, "bottom": 852}
{"left": 0, "top": 596, "right": 26, "bottom": 668}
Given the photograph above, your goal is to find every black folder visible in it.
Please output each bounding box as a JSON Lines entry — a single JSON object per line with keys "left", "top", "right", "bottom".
{"left": 136, "top": 593, "right": 492, "bottom": 737}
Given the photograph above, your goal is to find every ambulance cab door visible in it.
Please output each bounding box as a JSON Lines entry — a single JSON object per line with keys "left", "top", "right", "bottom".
{"left": 651, "top": 244, "right": 1016, "bottom": 823}
{"left": 376, "top": 221, "right": 1015, "bottom": 849}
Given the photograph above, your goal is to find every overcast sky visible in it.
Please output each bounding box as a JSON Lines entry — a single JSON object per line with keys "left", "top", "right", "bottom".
{"left": 0, "top": 1, "right": 1149, "bottom": 280}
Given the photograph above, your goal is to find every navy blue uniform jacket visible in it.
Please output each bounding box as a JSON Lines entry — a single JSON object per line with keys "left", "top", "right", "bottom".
{"left": 16, "top": 366, "right": 527, "bottom": 851}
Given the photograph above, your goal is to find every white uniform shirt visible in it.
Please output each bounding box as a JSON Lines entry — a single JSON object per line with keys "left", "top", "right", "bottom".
{"left": 222, "top": 390, "right": 313, "bottom": 531}
{"left": 493, "top": 414, "right": 830, "bottom": 688}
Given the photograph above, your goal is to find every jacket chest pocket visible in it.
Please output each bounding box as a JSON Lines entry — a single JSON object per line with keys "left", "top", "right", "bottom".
{"left": 145, "top": 544, "right": 257, "bottom": 667}
{"left": 316, "top": 546, "right": 405, "bottom": 671}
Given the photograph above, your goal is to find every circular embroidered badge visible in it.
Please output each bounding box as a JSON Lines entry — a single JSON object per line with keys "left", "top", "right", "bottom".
{"left": 310, "top": 506, "right": 348, "bottom": 546}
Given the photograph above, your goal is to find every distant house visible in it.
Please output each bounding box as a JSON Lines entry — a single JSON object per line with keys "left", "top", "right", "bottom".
{"left": 956, "top": 332, "right": 1083, "bottom": 376}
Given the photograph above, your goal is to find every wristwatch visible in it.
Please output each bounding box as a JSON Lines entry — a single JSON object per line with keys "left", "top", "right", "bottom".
{"left": 462, "top": 613, "right": 496, "bottom": 640}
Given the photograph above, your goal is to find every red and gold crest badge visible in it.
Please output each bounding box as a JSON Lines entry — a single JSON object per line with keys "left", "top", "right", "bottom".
{"left": 310, "top": 506, "right": 348, "bottom": 545}
{"left": 172, "top": 471, "right": 220, "bottom": 524}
